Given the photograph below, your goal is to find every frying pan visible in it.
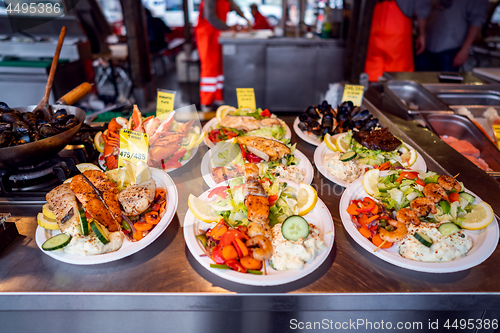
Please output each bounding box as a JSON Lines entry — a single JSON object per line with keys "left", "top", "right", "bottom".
{"left": 0, "top": 83, "right": 91, "bottom": 168}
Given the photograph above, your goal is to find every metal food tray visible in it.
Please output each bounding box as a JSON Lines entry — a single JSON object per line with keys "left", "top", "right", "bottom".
{"left": 383, "top": 80, "right": 451, "bottom": 114}
{"left": 421, "top": 113, "right": 500, "bottom": 172}
{"left": 424, "top": 84, "right": 500, "bottom": 113}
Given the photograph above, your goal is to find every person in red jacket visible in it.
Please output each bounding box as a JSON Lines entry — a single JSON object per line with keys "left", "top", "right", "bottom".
{"left": 196, "top": 0, "right": 249, "bottom": 112}
{"left": 250, "top": 4, "right": 272, "bottom": 30}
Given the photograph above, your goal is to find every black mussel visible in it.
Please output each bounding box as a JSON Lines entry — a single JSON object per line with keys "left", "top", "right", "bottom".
{"left": 12, "top": 121, "right": 30, "bottom": 138}
{"left": 36, "top": 119, "right": 48, "bottom": 129}
{"left": 305, "top": 106, "right": 321, "bottom": 119}
{"left": 342, "top": 119, "right": 356, "bottom": 130}
{"left": 39, "top": 123, "right": 59, "bottom": 137}
{"left": 18, "top": 134, "right": 30, "bottom": 144}
{"left": 0, "top": 131, "right": 13, "bottom": 148}
{"left": 298, "top": 122, "right": 309, "bottom": 132}
{"left": 299, "top": 113, "right": 310, "bottom": 122}
{"left": 0, "top": 111, "right": 22, "bottom": 124}
{"left": 54, "top": 114, "right": 75, "bottom": 125}
{"left": 351, "top": 109, "right": 370, "bottom": 122}
{"left": 53, "top": 109, "right": 68, "bottom": 120}
{"left": 360, "top": 118, "right": 379, "bottom": 132}
{"left": 29, "top": 131, "right": 41, "bottom": 142}
{"left": 322, "top": 113, "right": 334, "bottom": 129}
{"left": 339, "top": 101, "right": 354, "bottom": 112}
{"left": 0, "top": 102, "right": 9, "bottom": 113}
{"left": 54, "top": 117, "right": 78, "bottom": 132}
{"left": 33, "top": 109, "right": 46, "bottom": 121}
{"left": 307, "top": 120, "right": 322, "bottom": 136}
{"left": 321, "top": 100, "right": 330, "bottom": 109}
{"left": 11, "top": 110, "right": 23, "bottom": 119}
{"left": 0, "top": 122, "right": 12, "bottom": 132}
{"left": 23, "top": 112, "right": 37, "bottom": 127}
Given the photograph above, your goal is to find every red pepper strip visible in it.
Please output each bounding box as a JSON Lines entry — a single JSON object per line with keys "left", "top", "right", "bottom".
{"left": 245, "top": 153, "right": 262, "bottom": 163}
{"left": 415, "top": 178, "right": 426, "bottom": 187}
{"left": 225, "top": 259, "right": 247, "bottom": 273}
{"left": 219, "top": 229, "right": 247, "bottom": 246}
{"left": 211, "top": 245, "right": 225, "bottom": 264}
{"left": 356, "top": 197, "right": 376, "bottom": 213}
{"left": 365, "top": 215, "right": 379, "bottom": 225}
{"left": 260, "top": 109, "right": 271, "bottom": 117}
{"left": 208, "top": 186, "right": 230, "bottom": 199}
{"left": 449, "top": 192, "right": 460, "bottom": 203}
{"left": 396, "top": 171, "right": 419, "bottom": 183}
{"left": 268, "top": 194, "right": 278, "bottom": 207}
{"left": 239, "top": 144, "right": 246, "bottom": 160}
{"left": 233, "top": 184, "right": 245, "bottom": 191}
{"left": 85, "top": 211, "right": 92, "bottom": 219}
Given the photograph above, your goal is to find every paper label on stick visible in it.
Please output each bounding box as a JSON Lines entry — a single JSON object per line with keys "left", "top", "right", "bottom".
{"left": 156, "top": 89, "right": 176, "bottom": 116}
{"left": 342, "top": 84, "right": 365, "bottom": 106}
{"left": 118, "top": 129, "right": 149, "bottom": 168}
{"left": 493, "top": 124, "right": 500, "bottom": 150}
{"left": 236, "top": 88, "right": 256, "bottom": 110}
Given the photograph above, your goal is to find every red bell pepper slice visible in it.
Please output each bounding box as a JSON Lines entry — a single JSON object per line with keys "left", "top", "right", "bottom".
{"left": 208, "top": 186, "right": 230, "bottom": 199}
{"left": 415, "top": 178, "right": 426, "bottom": 187}
{"left": 396, "top": 171, "right": 419, "bottom": 183}
{"left": 211, "top": 245, "right": 225, "bottom": 264}
{"left": 260, "top": 109, "right": 271, "bottom": 117}
{"left": 356, "top": 197, "right": 376, "bottom": 213}
{"left": 239, "top": 144, "right": 246, "bottom": 160}
{"left": 268, "top": 194, "right": 278, "bottom": 207}
{"left": 219, "top": 229, "right": 247, "bottom": 246}
{"left": 449, "top": 192, "right": 460, "bottom": 203}
{"left": 232, "top": 238, "right": 249, "bottom": 257}
{"left": 245, "top": 153, "right": 262, "bottom": 163}
{"left": 225, "top": 259, "right": 247, "bottom": 273}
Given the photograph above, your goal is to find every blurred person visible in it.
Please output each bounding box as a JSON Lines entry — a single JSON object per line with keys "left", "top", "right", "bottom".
{"left": 196, "top": 0, "right": 250, "bottom": 111}
{"left": 250, "top": 4, "right": 272, "bottom": 30}
{"left": 364, "top": 0, "right": 431, "bottom": 82}
{"left": 415, "top": 0, "right": 489, "bottom": 72}
{"left": 144, "top": 8, "right": 172, "bottom": 53}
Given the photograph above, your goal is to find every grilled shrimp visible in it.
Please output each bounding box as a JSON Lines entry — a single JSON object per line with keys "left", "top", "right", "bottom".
{"left": 247, "top": 222, "right": 272, "bottom": 239}
{"left": 423, "top": 183, "right": 448, "bottom": 203}
{"left": 378, "top": 219, "right": 408, "bottom": 243}
{"left": 410, "top": 197, "right": 437, "bottom": 217}
{"left": 396, "top": 208, "right": 420, "bottom": 225}
{"left": 437, "top": 175, "right": 461, "bottom": 193}
{"left": 246, "top": 235, "right": 272, "bottom": 261}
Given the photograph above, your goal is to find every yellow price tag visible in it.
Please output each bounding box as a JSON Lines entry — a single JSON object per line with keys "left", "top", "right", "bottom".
{"left": 342, "top": 84, "right": 365, "bottom": 107}
{"left": 236, "top": 88, "right": 256, "bottom": 110}
{"left": 156, "top": 89, "right": 176, "bottom": 116}
{"left": 493, "top": 124, "right": 500, "bottom": 150}
{"left": 118, "top": 129, "right": 149, "bottom": 168}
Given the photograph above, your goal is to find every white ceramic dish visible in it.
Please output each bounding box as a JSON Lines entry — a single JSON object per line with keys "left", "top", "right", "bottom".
{"left": 314, "top": 135, "right": 427, "bottom": 188}
{"left": 35, "top": 168, "right": 178, "bottom": 265}
{"left": 293, "top": 117, "right": 322, "bottom": 146}
{"left": 339, "top": 175, "right": 499, "bottom": 273}
{"left": 200, "top": 147, "right": 314, "bottom": 187}
{"left": 183, "top": 180, "right": 335, "bottom": 286}
{"left": 202, "top": 117, "right": 292, "bottom": 148}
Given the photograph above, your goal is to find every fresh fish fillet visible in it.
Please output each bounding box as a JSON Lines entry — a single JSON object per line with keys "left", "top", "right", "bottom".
{"left": 70, "top": 175, "right": 120, "bottom": 232}
{"left": 82, "top": 170, "right": 122, "bottom": 223}
{"left": 219, "top": 116, "right": 281, "bottom": 132}
{"left": 464, "top": 155, "right": 492, "bottom": 171}
{"left": 118, "top": 179, "right": 156, "bottom": 215}
{"left": 46, "top": 184, "right": 80, "bottom": 233}
{"left": 237, "top": 136, "right": 291, "bottom": 162}
{"left": 244, "top": 163, "right": 269, "bottom": 224}
{"left": 441, "top": 136, "right": 480, "bottom": 158}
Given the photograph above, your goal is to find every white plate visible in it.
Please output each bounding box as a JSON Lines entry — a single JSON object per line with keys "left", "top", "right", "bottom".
{"left": 314, "top": 136, "right": 427, "bottom": 188}
{"left": 98, "top": 145, "right": 198, "bottom": 173}
{"left": 200, "top": 147, "right": 314, "bottom": 187}
{"left": 339, "top": 176, "right": 499, "bottom": 273}
{"left": 293, "top": 117, "right": 322, "bottom": 146}
{"left": 183, "top": 181, "right": 335, "bottom": 286}
{"left": 35, "top": 168, "right": 179, "bottom": 265}
{"left": 202, "top": 117, "right": 292, "bottom": 148}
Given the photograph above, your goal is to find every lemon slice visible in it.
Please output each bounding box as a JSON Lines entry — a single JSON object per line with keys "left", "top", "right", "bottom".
{"left": 297, "top": 183, "right": 318, "bottom": 216}
{"left": 188, "top": 194, "right": 221, "bottom": 223}
{"left": 363, "top": 168, "right": 380, "bottom": 196}
{"left": 324, "top": 133, "right": 337, "bottom": 152}
{"left": 135, "top": 161, "right": 152, "bottom": 184}
{"left": 459, "top": 201, "right": 494, "bottom": 230}
{"left": 400, "top": 147, "right": 417, "bottom": 167}
{"left": 94, "top": 131, "right": 105, "bottom": 154}
{"left": 42, "top": 203, "right": 56, "bottom": 220}
{"left": 76, "top": 163, "right": 102, "bottom": 173}
{"left": 216, "top": 105, "right": 237, "bottom": 122}
{"left": 335, "top": 133, "right": 350, "bottom": 153}
{"left": 187, "top": 131, "right": 207, "bottom": 149}
{"left": 37, "top": 212, "right": 59, "bottom": 230}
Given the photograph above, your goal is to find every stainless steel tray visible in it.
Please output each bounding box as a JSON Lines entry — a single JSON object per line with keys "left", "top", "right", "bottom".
{"left": 421, "top": 113, "right": 500, "bottom": 172}
{"left": 383, "top": 80, "right": 451, "bottom": 114}
{"left": 424, "top": 83, "right": 500, "bottom": 109}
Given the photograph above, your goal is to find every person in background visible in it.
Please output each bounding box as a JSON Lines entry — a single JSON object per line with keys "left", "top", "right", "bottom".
{"left": 250, "top": 4, "right": 272, "bottom": 30}
{"left": 144, "top": 8, "right": 172, "bottom": 53}
{"left": 415, "top": 0, "right": 489, "bottom": 72}
{"left": 364, "top": 0, "right": 431, "bottom": 82}
{"left": 196, "top": 0, "right": 250, "bottom": 112}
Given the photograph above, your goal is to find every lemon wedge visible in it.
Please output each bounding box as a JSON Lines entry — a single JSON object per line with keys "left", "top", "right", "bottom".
{"left": 297, "top": 183, "right": 318, "bottom": 216}
{"left": 135, "top": 161, "right": 152, "bottom": 184}
{"left": 362, "top": 168, "right": 380, "bottom": 196}
{"left": 459, "top": 201, "right": 494, "bottom": 230}
{"left": 42, "top": 203, "right": 56, "bottom": 220}
{"left": 324, "top": 133, "right": 337, "bottom": 152}
{"left": 335, "top": 133, "right": 350, "bottom": 153}
{"left": 37, "top": 212, "right": 59, "bottom": 230}
{"left": 76, "top": 163, "right": 102, "bottom": 173}
{"left": 94, "top": 131, "right": 105, "bottom": 154}
{"left": 187, "top": 131, "right": 207, "bottom": 149}
{"left": 400, "top": 147, "right": 417, "bottom": 167}
{"left": 188, "top": 194, "right": 222, "bottom": 223}
{"left": 216, "top": 105, "right": 236, "bottom": 122}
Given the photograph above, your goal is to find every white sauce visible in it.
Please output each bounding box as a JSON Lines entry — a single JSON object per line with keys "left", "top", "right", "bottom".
{"left": 270, "top": 165, "right": 305, "bottom": 183}
{"left": 399, "top": 224, "right": 472, "bottom": 262}
{"left": 323, "top": 152, "right": 362, "bottom": 183}
{"left": 270, "top": 223, "right": 325, "bottom": 271}
{"left": 64, "top": 231, "right": 124, "bottom": 256}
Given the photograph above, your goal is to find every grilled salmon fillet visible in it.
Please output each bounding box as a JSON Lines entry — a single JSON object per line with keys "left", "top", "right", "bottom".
{"left": 244, "top": 163, "right": 269, "bottom": 224}
{"left": 237, "top": 136, "right": 291, "bottom": 162}
{"left": 219, "top": 116, "right": 282, "bottom": 132}
{"left": 70, "top": 175, "right": 120, "bottom": 232}
{"left": 82, "top": 170, "right": 122, "bottom": 223}
{"left": 46, "top": 184, "right": 80, "bottom": 233}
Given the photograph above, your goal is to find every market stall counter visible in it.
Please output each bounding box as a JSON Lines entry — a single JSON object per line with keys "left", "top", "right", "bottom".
{"left": 1, "top": 102, "right": 500, "bottom": 332}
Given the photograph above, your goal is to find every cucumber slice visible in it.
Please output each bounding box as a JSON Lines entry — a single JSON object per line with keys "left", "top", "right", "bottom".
{"left": 282, "top": 215, "right": 309, "bottom": 241}
{"left": 42, "top": 233, "right": 72, "bottom": 251}
{"left": 413, "top": 232, "right": 433, "bottom": 247}
{"left": 340, "top": 151, "right": 357, "bottom": 162}
{"left": 79, "top": 209, "right": 89, "bottom": 236}
{"left": 439, "top": 200, "right": 450, "bottom": 214}
{"left": 438, "top": 223, "right": 461, "bottom": 236}
{"left": 459, "top": 192, "right": 475, "bottom": 204}
{"left": 90, "top": 220, "right": 110, "bottom": 244}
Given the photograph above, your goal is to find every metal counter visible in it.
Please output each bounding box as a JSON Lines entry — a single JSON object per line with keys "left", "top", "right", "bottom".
{"left": 1, "top": 110, "right": 500, "bottom": 332}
